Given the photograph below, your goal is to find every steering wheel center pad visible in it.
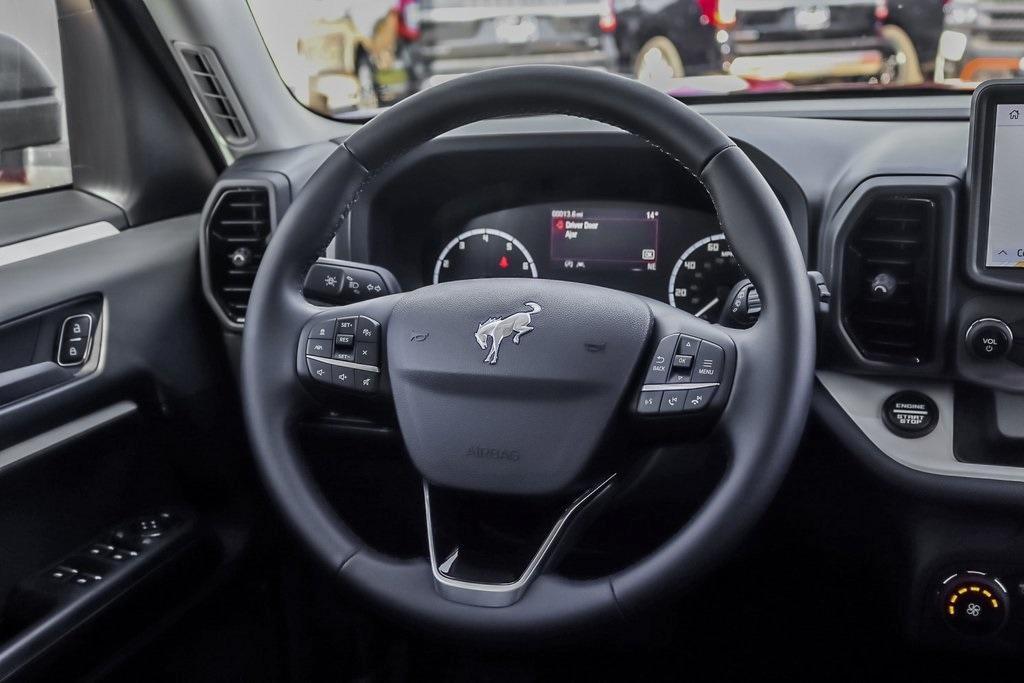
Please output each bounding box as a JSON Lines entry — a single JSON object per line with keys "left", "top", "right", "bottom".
{"left": 388, "top": 278, "right": 651, "bottom": 495}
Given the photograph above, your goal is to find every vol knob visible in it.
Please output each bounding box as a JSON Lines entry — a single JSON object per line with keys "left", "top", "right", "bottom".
{"left": 966, "top": 318, "right": 1013, "bottom": 360}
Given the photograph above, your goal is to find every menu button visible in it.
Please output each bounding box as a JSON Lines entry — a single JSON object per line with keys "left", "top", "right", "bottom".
{"left": 692, "top": 341, "right": 724, "bottom": 382}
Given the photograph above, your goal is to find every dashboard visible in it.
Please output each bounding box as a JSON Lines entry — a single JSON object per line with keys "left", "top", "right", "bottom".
{"left": 208, "top": 93, "right": 1024, "bottom": 656}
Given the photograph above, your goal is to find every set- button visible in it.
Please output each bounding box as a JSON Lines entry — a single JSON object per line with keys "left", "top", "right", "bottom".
{"left": 305, "top": 316, "right": 382, "bottom": 393}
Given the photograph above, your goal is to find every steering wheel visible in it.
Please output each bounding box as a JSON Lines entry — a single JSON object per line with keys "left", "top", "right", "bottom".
{"left": 241, "top": 66, "right": 815, "bottom": 638}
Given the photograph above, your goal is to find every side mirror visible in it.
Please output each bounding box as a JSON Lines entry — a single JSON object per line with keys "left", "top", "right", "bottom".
{"left": 0, "top": 32, "right": 62, "bottom": 153}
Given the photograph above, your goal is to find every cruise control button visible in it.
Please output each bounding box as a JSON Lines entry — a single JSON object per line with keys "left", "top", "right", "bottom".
{"left": 306, "top": 339, "right": 332, "bottom": 358}
{"left": 660, "top": 390, "right": 687, "bottom": 413}
{"left": 692, "top": 341, "right": 724, "bottom": 383}
{"left": 637, "top": 391, "right": 661, "bottom": 414}
{"left": 335, "top": 317, "right": 357, "bottom": 334}
{"left": 677, "top": 335, "right": 701, "bottom": 356}
{"left": 644, "top": 335, "right": 679, "bottom": 385}
{"left": 306, "top": 358, "right": 333, "bottom": 384}
{"left": 355, "top": 316, "right": 380, "bottom": 342}
{"left": 310, "top": 322, "right": 334, "bottom": 339}
{"left": 353, "top": 369, "right": 379, "bottom": 393}
{"left": 683, "top": 386, "right": 716, "bottom": 412}
{"left": 335, "top": 333, "right": 354, "bottom": 347}
{"left": 332, "top": 347, "right": 356, "bottom": 362}
{"left": 353, "top": 342, "right": 379, "bottom": 366}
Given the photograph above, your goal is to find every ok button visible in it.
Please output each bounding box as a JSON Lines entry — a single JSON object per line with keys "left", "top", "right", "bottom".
{"left": 692, "top": 341, "right": 724, "bottom": 382}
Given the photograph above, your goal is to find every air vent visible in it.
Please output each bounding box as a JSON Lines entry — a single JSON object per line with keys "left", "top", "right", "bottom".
{"left": 174, "top": 43, "right": 253, "bottom": 145}
{"left": 205, "top": 187, "right": 273, "bottom": 325}
{"left": 840, "top": 195, "right": 938, "bottom": 365}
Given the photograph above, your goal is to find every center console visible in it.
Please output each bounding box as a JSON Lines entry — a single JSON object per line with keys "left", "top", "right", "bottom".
{"left": 816, "top": 79, "right": 1024, "bottom": 654}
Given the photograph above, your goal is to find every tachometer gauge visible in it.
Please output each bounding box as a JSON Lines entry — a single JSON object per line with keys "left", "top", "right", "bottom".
{"left": 433, "top": 228, "right": 538, "bottom": 284}
{"left": 668, "top": 233, "right": 745, "bottom": 320}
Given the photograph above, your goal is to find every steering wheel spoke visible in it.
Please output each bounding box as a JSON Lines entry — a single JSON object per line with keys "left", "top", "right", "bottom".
{"left": 423, "top": 475, "right": 616, "bottom": 607}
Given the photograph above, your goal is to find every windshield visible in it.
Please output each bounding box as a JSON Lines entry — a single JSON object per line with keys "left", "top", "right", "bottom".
{"left": 247, "top": 0, "right": 1009, "bottom": 117}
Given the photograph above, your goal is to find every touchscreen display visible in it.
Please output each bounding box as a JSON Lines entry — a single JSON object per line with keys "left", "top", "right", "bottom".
{"left": 986, "top": 104, "right": 1024, "bottom": 268}
{"left": 550, "top": 207, "right": 659, "bottom": 272}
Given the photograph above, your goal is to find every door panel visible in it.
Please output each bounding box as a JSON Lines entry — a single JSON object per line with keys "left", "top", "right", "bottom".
{"left": 0, "top": 213, "right": 257, "bottom": 681}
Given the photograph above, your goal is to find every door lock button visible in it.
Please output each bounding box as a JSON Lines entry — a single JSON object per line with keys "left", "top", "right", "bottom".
{"left": 57, "top": 314, "right": 93, "bottom": 366}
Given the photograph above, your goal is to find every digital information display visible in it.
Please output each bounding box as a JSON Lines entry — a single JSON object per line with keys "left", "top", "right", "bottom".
{"left": 550, "top": 207, "right": 659, "bottom": 271}
{"left": 986, "top": 104, "right": 1024, "bottom": 268}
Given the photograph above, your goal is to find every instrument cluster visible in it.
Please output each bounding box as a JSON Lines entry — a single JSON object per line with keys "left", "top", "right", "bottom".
{"left": 427, "top": 201, "right": 745, "bottom": 319}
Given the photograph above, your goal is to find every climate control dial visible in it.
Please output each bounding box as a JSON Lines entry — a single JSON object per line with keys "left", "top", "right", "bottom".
{"left": 939, "top": 571, "right": 1009, "bottom": 637}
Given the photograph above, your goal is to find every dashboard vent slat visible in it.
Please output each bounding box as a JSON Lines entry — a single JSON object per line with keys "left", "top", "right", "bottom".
{"left": 175, "top": 44, "right": 254, "bottom": 146}
{"left": 205, "top": 187, "right": 273, "bottom": 325}
{"left": 840, "top": 195, "right": 938, "bottom": 365}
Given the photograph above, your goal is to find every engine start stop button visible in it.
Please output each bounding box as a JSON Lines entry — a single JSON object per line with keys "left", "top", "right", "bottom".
{"left": 883, "top": 391, "right": 938, "bottom": 438}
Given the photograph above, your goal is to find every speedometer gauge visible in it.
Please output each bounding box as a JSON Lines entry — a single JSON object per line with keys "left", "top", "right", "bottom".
{"left": 668, "top": 233, "right": 745, "bottom": 320}
{"left": 433, "top": 228, "right": 538, "bottom": 284}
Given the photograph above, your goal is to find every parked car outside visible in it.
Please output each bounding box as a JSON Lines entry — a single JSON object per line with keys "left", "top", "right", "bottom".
{"left": 400, "top": 0, "right": 619, "bottom": 90}
{"left": 936, "top": 0, "right": 1024, "bottom": 83}
{"left": 882, "top": 0, "right": 945, "bottom": 81}
{"left": 615, "top": 0, "right": 907, "bottom": 88}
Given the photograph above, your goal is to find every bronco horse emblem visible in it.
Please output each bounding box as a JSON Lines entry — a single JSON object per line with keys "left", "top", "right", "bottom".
{"left": 474, "top": 302, "right": 541, "bottom": 364}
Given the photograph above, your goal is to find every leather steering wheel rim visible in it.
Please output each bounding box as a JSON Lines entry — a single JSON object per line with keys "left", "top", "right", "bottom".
{"left": 241, "top": 66, "right": 815, "bottom": 638}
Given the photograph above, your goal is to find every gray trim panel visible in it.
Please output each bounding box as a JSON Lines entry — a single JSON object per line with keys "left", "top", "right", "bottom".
{"left": 818, "top": 370, "right": 1024, "bottom": 484}
{"left": 0, "top": 190, "right": 126, "bottom": 248}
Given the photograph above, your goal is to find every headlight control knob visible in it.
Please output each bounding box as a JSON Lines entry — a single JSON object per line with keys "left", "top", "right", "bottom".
{"left": 939, "top": 571, "right": 1009, "bottom": 637}
{"left": 966, "top": 318, "right": 1013, "bottom": 360}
